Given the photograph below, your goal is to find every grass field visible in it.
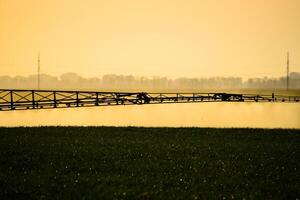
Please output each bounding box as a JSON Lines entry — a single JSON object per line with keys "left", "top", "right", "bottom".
{"left": 0, "top": 127, "right": 299, "bottom": 199}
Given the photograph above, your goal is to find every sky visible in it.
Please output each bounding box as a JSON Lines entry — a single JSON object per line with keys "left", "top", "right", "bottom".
{"left": 0, "top": 0, "right": 300, "bottom": 79}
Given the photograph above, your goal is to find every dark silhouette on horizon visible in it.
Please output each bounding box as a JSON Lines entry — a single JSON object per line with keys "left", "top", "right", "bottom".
{"left": 0, "top": 72, "right": 300, "bottom": 90}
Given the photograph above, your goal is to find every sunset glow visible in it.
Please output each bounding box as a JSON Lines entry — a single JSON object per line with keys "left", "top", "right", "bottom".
{"left": 1, "top": 0, "right": 300, "bottom": 78}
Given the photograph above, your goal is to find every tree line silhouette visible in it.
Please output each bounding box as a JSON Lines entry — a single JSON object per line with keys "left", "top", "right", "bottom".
{"left": 0, "top": 72, "right": 299, "bottom": 90}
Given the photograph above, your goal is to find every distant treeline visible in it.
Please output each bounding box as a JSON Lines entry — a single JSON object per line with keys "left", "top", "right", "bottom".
{"left": 0, "top": 72, "right": 300, "bottom": 90}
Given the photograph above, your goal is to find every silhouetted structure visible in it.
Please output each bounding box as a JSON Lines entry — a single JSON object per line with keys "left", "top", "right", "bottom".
{"left": 287, "top": 52, "right": 290, "bottom": 90}
{"left": 37, "top": 53, "right": 41, "bottom": 89}
{"left": 0, "top": 89, "right": 299, "bottom": 111}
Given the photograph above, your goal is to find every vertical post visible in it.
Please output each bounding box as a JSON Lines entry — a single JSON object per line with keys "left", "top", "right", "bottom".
{"left": 76, "top": 92, "right": 79, "bottom": 107}
{"left": 38, "top": 52, "right": 40, "bottom": 89}
{"left": 115, "top": 93, "right": 119, "bottom": 105}
{"left": 32, "top": 90, "right": 35, "bottom": 109}
{"left": 287, "top": 52, "right": 289, "bottom": 90}
{"left": 96, "top": 92, "right": 99, "bottom": 106}
{"left": 53, "top": 91, "right": 57, "bottom": 108}
{"left": 10, "top": 90, "right": 14, "bottom": 110}
{"left": 272, "top": 93, "right": 274, "bottom": 102}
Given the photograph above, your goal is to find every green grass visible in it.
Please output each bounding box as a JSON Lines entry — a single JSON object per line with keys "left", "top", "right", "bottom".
{"left": 0, "top": 127, "right": 299, "bottom": 199}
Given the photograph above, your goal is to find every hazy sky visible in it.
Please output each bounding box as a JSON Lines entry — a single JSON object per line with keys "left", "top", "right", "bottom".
{"left": 0, "top": 0, "right": 300, "bottom": 78}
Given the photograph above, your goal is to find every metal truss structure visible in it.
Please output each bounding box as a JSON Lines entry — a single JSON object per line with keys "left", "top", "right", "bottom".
{"left": 0, "top": 89, "right": 299, "bottom": 111}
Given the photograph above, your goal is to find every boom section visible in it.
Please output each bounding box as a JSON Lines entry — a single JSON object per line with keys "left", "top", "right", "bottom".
{"left": 0, "top": 89, "right": 299, "bottom": 111}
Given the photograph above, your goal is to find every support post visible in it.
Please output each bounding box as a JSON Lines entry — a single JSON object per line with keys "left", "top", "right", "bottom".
{"left": 53, "top": 91, "right": 57, "bottom": 108}
{"left": 10, "top": 90, "right": 14, "bottom": 110}
{"left": 76, "top": 92, "right": 79, "bottom": 107}
{"left": 32, "top": 90, "right": 35, "bottom": 109}
{"left": 96, "top": 92, "right": 99, "bottom": 106}
{"left": 287, "top": 52, "right": 289, "bottom": 90}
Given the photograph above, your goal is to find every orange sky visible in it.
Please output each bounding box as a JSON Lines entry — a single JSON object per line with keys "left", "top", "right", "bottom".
{"left": 0, "top": 0, "right": 300, "bottom": 78}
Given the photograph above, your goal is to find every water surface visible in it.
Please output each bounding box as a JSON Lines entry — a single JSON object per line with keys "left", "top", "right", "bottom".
{"left": 0, "top": 103, "right": 299, "bottom": 128}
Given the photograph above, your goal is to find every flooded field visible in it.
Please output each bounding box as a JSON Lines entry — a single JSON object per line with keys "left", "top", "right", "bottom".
{"left": 1, "top": 102, "right": 299, "bottom": 128}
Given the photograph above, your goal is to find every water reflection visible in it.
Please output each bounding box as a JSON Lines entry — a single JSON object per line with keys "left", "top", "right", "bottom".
{"left": 1, "top": 103, "right": 299, "bottom": 128}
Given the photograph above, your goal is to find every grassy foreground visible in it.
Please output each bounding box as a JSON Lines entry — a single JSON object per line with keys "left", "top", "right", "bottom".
{"left": 0, "top": 127, "right": 299, "bottom": 199}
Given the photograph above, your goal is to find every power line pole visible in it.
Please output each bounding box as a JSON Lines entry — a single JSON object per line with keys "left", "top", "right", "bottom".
{"left": 38, "top": 52, "right": 40, "bottom": 89}
{"left": 287, "top": 52, "right": 289, "bottom": 90}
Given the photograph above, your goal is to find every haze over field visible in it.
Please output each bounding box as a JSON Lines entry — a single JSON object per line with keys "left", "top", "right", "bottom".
{"left": 1, "top": 73, "right": 300, "bottom": 90}
{"left": 1, "top": 0, "right": 300, "bottom": 79}
{"left": 1, "top": 2, "right": 300, "bottom": 199}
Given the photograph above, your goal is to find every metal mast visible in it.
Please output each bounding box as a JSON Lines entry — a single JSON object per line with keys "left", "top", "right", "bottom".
{"left": 38, "top": 52, "right": 40, "bottom": 89}
{"left": 287, "top": 52, "right": 289, "bottom": 90}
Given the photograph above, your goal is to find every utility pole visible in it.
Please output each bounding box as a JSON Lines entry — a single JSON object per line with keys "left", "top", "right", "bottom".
{"left": 38, "top": 52, "right": 40, "bottom": 89}
{"left": 287, "top": 52, "right": 289, "bottom": 90}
